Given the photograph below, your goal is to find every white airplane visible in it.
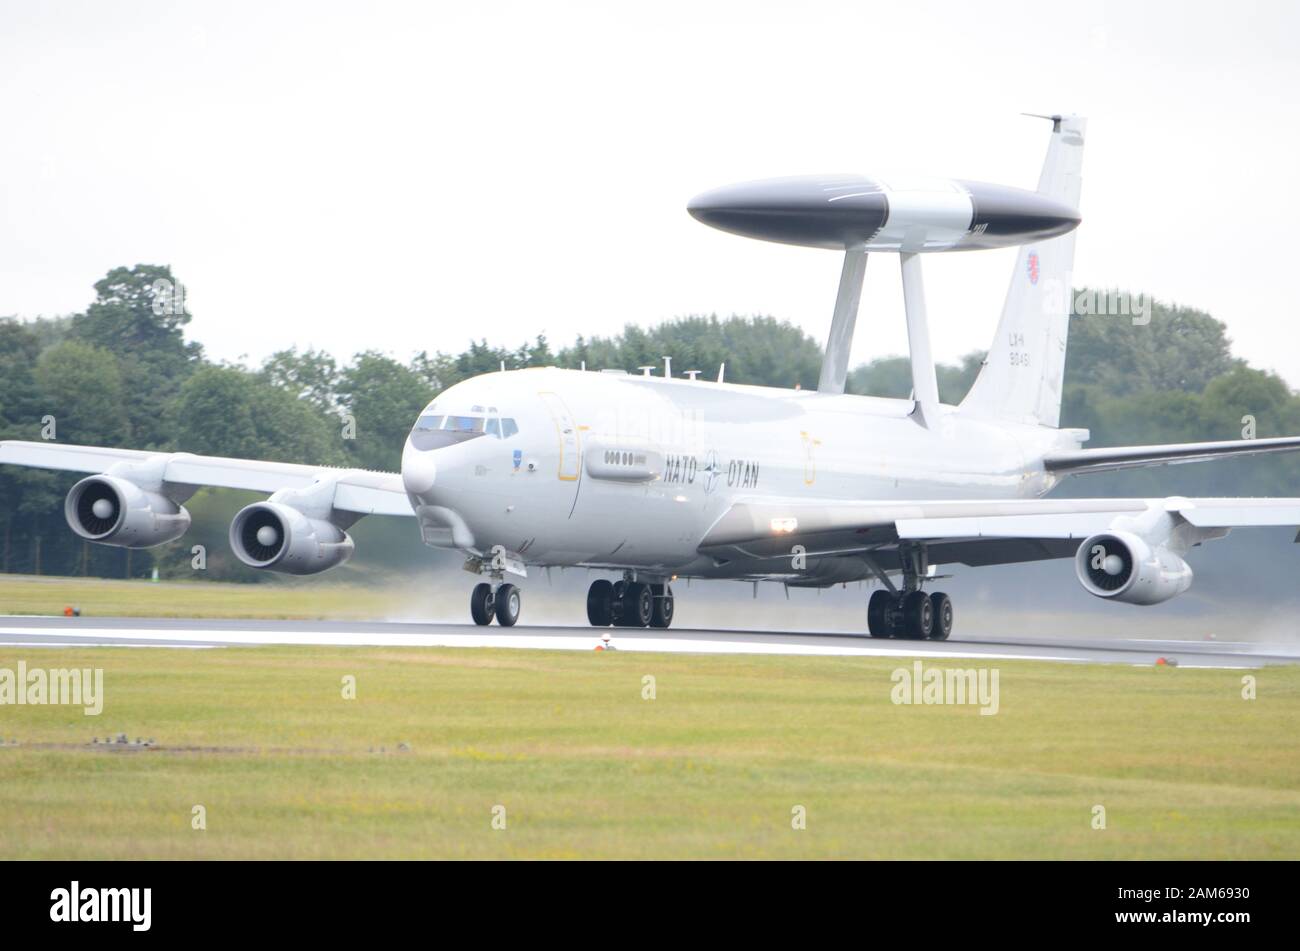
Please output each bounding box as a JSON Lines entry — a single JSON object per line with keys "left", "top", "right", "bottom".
{"left": 5, "top": 114, "right": 1300, "bottom": 639}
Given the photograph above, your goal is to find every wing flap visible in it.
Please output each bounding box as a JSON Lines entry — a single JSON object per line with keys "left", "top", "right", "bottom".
{"left": 896, "top": 511, "right": 1126, "bottom": 540}
{"left": 1177, "top": 499, "right": 1300, "bottom": 528}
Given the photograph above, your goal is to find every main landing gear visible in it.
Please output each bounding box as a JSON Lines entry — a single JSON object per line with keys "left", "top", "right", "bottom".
{"left": 586, "top": 576, "right": 674, "bottom": 629}
{"left": 866, "top": 544, "right": 953, "bottom": 640}
{"left": 470, "top": 581, "right": 521, "bottom": 627}
{"left": 867, "top": 589, "right": 952, "bottom": 640}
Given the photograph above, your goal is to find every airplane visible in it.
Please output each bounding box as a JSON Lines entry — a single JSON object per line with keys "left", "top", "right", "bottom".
{"left": 5, "top": 113, "right": 1300, "bottom": 639}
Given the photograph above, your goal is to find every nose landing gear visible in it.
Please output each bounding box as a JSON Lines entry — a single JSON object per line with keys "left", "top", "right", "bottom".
{"left": 467, "top": 546, "right": 527, "bottom": 627}
{"left": 470, "top": 581, "right": 522, "bottom": 627}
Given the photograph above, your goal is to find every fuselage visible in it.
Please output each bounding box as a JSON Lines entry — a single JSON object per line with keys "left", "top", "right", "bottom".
{"left": 400, "top": 367, "right": 1080, "bottom": 575}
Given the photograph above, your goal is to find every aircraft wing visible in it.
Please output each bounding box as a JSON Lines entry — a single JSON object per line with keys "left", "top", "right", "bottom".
{"left": 699, "top": 496, "right": 1300, "bottom": 571}
{"left": 0, "top": 440, "right": 413, "bottom": 518}
{"left": 1042, "top": 436, "right": 1300, "bottom": 475}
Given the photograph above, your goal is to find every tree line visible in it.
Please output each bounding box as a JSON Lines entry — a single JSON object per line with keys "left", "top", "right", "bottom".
{"left": 2, "top": 263, "right": 1298, "bottom": 580}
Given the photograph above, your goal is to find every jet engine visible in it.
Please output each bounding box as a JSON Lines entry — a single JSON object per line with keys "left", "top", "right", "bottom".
{"left": 1074, "top": 530, "right": 1192, "bottom": 606}
{"left": 229, "top": 501, "right": 354, "bottom": 575}
{"left": 64, "top": 475, "right": 191, "bottom": 548}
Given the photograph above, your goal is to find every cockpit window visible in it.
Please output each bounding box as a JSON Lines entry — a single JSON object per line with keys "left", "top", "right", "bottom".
{"left": 415, "top": 415, "right": 444, "bottom": 431}
{"left": 446, "top": 415, "right": 485, "bottom": 433}
{"left": 410, "top": 408, "right": 519, "bottom": 449}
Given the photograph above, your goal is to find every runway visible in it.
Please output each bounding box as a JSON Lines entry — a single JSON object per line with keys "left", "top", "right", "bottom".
{"left": 0, "top": 615, "right": 1295, "bottom": 668}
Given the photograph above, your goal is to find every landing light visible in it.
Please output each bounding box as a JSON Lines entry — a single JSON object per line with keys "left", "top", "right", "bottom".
{"left": 770, "top": 517, "right": 798, "bottom": 534}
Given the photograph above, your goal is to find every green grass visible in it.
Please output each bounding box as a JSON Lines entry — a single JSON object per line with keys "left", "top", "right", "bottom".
{"left": 0, "top": 645, "right": 1296, "bottom": 858}
{"left": 0, "top": 573, "right": 398, "bottom": 619}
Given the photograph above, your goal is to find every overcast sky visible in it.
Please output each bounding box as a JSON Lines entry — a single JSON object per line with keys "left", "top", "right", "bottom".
{"left": 3, "top": 0, "right": 1299, "bottom": 383}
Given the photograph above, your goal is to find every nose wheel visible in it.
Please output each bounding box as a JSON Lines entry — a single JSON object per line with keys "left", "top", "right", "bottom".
{"left": 471, "top": 581, "right": 522, "bottom": 627}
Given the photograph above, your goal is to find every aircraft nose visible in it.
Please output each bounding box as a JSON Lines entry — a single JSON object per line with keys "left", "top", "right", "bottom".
{"left": 401, "top": 444, "right": 438, "bottom": 496}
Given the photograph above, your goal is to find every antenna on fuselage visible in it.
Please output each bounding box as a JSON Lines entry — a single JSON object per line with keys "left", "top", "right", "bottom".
{"left": 685, "top": 370, "right": 701, "bottom": 381}
{"left": 716, "top": 363, "right": 726, "bottom": 383}
{"left": 638, "top": 365, "right": 655, "bottom": 377}
{"left": 663, "top": 355, "right": 672, "bottom": 378}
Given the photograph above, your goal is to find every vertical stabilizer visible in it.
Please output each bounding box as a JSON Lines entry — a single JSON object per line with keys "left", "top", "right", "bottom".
{"left": 960, "top": 115, "right": 1086, "bottom": 427}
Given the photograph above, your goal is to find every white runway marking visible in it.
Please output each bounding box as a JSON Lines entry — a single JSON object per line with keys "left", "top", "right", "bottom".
{"left": 0, "top": 624, "right": 1068, "bottom": 662}
{"left": 0, "top": 616, "right": 1295, "bottom": 668}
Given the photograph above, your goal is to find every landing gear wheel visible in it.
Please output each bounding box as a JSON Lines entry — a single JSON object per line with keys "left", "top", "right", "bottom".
{"left": 867, "top": 590, "right": 896, "bottom": 638}
{"left": 494, "top": 583, "right": 521, "bottom": 627}
{"left": 622, "top": 582, "right": 653, "bottom": 628}
{"left": 900, "top": 590, "right": 933, "bottom": 639}
{"left": 470, "top": 583, "right": 495, "bottom": 626}
{"left": 609, "top": 581, "right": 630, "bottom": 626}
{"left": 928, "top": 592, "right": 952, "bottom": 640}
{"left": 586, "top": 579, "right": 614, "bottom": 626}
{"left": 650, "top": 585, "right": 674, "bottom": 629}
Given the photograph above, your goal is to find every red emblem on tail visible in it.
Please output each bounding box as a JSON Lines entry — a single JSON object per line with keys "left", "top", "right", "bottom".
{"left": 1027, "top": 251, "right": 1040, "bottom": 285}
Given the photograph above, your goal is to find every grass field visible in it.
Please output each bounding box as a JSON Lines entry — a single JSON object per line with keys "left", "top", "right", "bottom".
{"left": 0, "top": 574, "right": 399, "bottom": 620}
{"left": 0, "top": 644, "right": 1296, "bottom": 859}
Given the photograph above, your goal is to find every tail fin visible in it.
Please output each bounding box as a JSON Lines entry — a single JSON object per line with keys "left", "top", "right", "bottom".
{"left": 960, "top": 114, "right": 1086, "bottom": 427}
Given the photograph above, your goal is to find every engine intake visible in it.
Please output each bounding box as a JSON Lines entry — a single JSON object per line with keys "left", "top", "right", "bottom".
{"left": 1075, "top": 531, "right": 1192, "bottom": 606}
{"left": 229, "top": 502, "right": 354, "bottom": 575}
{"left": 64, "top": 476, "right": 190, "bottom": 548}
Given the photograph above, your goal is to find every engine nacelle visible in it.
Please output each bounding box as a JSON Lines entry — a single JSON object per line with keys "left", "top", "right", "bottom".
{"left": 64, "top": 475, "right": 191, "bottom": 548}
{"left": 229, "top": 502, "right": 354, "bottom": 575}
{"left": 1074, "top": 531, "right": 1192, "bottom": 606}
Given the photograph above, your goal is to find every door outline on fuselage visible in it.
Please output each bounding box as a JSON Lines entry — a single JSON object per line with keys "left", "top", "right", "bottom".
{"left": 800, "top": 430, "right": 821, "bottom": 486}
{"left": 538, "top": 391, "right": 581, "bottom": 482}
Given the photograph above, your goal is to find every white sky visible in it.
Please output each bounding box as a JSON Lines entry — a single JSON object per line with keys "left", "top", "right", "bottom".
{"left": 3, "top": 0, "right": 1299, "bottom": 382}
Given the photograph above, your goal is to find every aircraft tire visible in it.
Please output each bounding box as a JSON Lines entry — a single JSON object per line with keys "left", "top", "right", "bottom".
{"left": 650, "top": 585, "right": 674, "bottom": 628}
{"left": 587, "top": 579, "right": 614, "bottom": 626}
{"left": 928, "top": 592, "right": 953, "bottom": 640}
{"left": 470, "top": 583, "right": 494, "bottom": 626}
{"left": 624, "top": 582, "right": 653, "bottom": 627}
{"left": 494, "top": 583, "right": 521, "bottom": 627}
{"left": 900, "top": 590, "right": 933, "bottom": 639}
{"left": 867, "top": 590, "right": 895, "bottom": 637}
